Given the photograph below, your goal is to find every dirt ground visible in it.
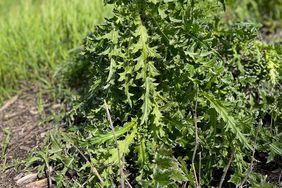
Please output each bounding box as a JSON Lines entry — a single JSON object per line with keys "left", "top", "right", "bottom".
{"left": 0, "top": 88, "right": 56, "bottom": 188}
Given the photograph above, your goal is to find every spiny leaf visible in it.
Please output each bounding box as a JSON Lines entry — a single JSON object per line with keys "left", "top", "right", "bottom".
{"left": 133, "top": 23, "right": 149, "bottom": 54}
{"left": 269, "top": 143, "right": 282, "bottom": 156}
{"left": 106, "top": 125, "right": 137, "bottom": 164}
{"left": 106, "top": 59, "right": 116, "bottom": 82}
{"left": 83, "top": 118, "right": 137, "bottom": 145}
{"left": 99, "top": 29, "right": 119, "bottom": 44}
{"left": 266, "top": 51, "right": 279, "bottom": 85}
{"left": 137, "top": 139, "right": 146, "bottom": 166}
{"left": 203, "top": 93, "right": 252, "bottom": 150}
{"left": 141, "top": 77, "right": 154, "bottom": 124}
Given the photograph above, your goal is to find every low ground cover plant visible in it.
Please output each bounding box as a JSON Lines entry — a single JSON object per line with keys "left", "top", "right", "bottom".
{"left": 26, "top": 0, "right": 282, "bottom": 187}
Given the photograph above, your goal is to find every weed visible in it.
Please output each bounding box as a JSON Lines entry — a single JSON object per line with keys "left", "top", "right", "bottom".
{"left": 27, "top": 0, "right": 282, "bottom": 187}
{"left": 0, "top": 128, "right": 12, "bottom": 169}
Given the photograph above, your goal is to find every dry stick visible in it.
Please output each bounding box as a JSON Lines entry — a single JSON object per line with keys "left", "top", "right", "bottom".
{"left": 44, "top": 164, "right": 52, "bottom": 188}
{"left": 73, "top": 145, "right": 104, "bottom": 184}
{"left": 199, "top": 152, "right": 202, "bottom": 186}
{"left": 278, "top": 170, "right": 282, "bottom": 184}
{"left": 0, "top": 95, "right": 18, "bottom": 113}
{"left": 219, "top": 150, "right": 235, "bottom": 188}
{"left": 42, "top": 149, "right": 52, "bottom": 188}
{"left": 3, "top": 110, "right": 26, "bottom": 120}
{"left": 104, "top": 100, "right": 125, "bottom": 188}
{"left": 191, "top": 88, "right": 200, "bottom": 188}
{"left": 122, "top": 155, "right": 133, "bottom": 188}
{"left": 125, "top": 177, "right": 133, "bottom": 188}
{"left": 239, "top": 149, "right": 255, "bottom": 188}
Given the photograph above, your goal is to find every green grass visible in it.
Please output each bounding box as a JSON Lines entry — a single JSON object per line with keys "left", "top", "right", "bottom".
{"left": 0, "top": 0, "right": 112, "bottom": 103}
{"left": 225, "top": 0, "right": 282, "bottom": 29}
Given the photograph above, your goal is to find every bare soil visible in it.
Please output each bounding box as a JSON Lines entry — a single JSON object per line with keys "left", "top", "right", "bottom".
{"left": 0, "top": 88, "right": 55, "bottom": 188}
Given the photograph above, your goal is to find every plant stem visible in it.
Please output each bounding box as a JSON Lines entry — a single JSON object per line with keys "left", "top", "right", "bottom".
{"left": 192, "top": 87, "right": 200, "bottom": 188}
{"left": 239, "top": 121, "right": 261, "bottom": 187}
{"left": 73, "top": 145, "right": 104, "bottom": 184}
{"left": 199, "top": 152, "right": 202, "bottom": 186}
{"left": 104, "top": 100, "right": 125, "bottom": 188}
{"left": 219, "top": 150, "right": 235, "bottom": 188}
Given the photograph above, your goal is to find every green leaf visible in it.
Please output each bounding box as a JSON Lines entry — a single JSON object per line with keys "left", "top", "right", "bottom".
{"left": 154, "top": 155, "right": 188, "bottom": 186}
{"left": 269, "top": 143, "right": 282, "bottom": 156}
{"left": 106, "top": 59, "right": 116, "bottom": 82}
{"left": 83, "top": 118, "right": 137, "bottom": 145}
{"left": 0, "top": 128, "right": 11, "bottom": 159}
{"left": 141, "top": 77, "right": 153, "bottom": 124}
{"left": 99, "top": 29, "right": 119, "bottom": 44}
{"left": 149, "top": 0, "right": 158, "bottom": 4}
{"left": 106, "top": 125, "right": 137, "bottom": 164}
{"left": 203, "top": 93, "right": 252, "bottom": 150}
{"left": 137, "top": 139, "right": 146, "bottom": 166}
{"left": 132, "top": 23, "right": 149, "bottom": 54}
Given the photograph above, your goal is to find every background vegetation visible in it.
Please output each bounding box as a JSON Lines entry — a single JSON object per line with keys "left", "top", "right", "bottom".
{"left": 0, "top": 0, "right": 282, "bottom": 187}
{"left": 0, "top": 0, "right": 111, "bottom": 103}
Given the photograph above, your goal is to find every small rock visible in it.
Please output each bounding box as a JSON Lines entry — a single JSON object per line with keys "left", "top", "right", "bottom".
{"left": 16, "top": 173, "right": 38, "bottom": 186}
{"left": 40, "top": 132, "right": 46, "bottom": 138}
{"left": 25, "top": 178, "right": 48, "bottom": 188}
{"left": 271, "top": 168, "right": 281, "bottom": 173}
{"left": 19, "top": 146, "right": 31, "bottom": 151}
{"left": 51, "top": 104, "right": 61, "bottom": 109}
{"left": 29, "top": 109, "right": 38, "bottom": 115}
{"left": 20, "top": 128, "right": 25, "bottom": 135}
{"left": 13, "top": 173, "right": 24, "bottom": 181}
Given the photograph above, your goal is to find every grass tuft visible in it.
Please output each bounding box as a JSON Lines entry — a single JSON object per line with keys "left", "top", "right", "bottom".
{"left": 0, "top": 0, "right": 112, "bottom": 103}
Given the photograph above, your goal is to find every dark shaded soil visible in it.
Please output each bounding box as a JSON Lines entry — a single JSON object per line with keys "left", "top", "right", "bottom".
{"left": 261, "top": 27, "right": 282, "bottom": 44}
{"left": 254, "top": 153, "right": 282, "bottom": 187}
{"left": 0, "top": 87, "right": 57, "bottom": 188}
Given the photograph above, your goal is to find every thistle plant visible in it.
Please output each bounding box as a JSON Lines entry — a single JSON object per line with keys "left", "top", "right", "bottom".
{"left": 30, "top": 0, "right": 282, "bottom": 187}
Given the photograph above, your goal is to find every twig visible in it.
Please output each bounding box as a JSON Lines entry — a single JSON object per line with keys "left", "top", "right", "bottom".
{"left": 219, "top": 150, "right": 235, "bottom": 188}
{"left": 125, "top": 177, "right": 133, "bottom": 188}
{"left": 45, "top": 164, "right": 52, "bottom": 188}
{"left": 191, "top": 88, "right": 200, "bottom": 188}
{"left": 73, "top": 145, "right": 104, "bottom": 184}
{"left": 104, "top": 100, "right": 125, "bottom": 188}
{"left": 239, "top": 149, "right": 256, "bottom": 188}
{"left": 3, "top": 110, "right": 27, "bottom": 120}
{"left": 0, "top": 95, "right": 18, "bottom": 113}
{"left": 278, "top": 170, "right": 282, "bottom": 184}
